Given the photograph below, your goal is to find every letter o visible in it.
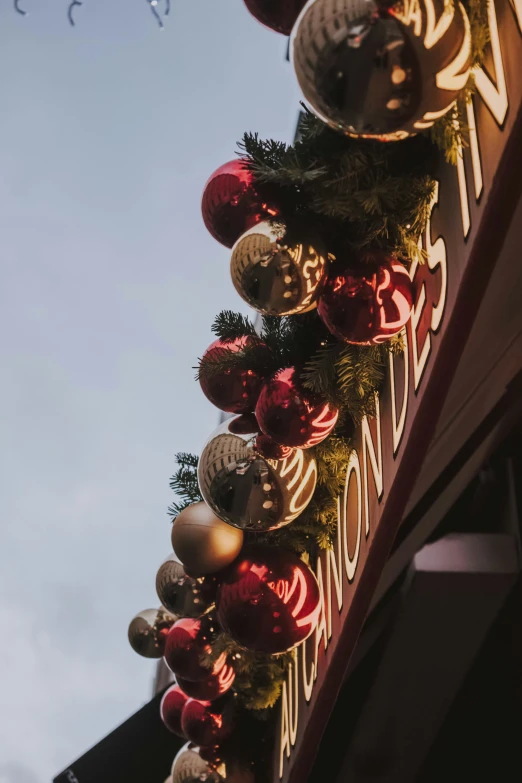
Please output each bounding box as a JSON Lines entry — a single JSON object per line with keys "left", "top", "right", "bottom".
{"left": 343, "top": 451, "right": 363, "bottom": 583}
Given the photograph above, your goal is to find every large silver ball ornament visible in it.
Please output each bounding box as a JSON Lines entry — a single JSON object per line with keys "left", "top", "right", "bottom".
{"left": 230, "top": 220, "right": 328, "bottom": 316}
{"left": 198, "top": 415, "right": 317, "bottom": 532}
{"left": 291, "top": 0, "right": 472, "bottom": 141}
{"left": 171, "top": 743, "right": 222, "bottom": 783}
{"left": 127, "top": 607, "right": 177, "bottom": 659}
{"left": 156, "top": 553, "right": 215, "bottom": 617}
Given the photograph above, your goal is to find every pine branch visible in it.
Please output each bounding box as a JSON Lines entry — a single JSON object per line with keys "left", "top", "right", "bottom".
{"left": 197, "top": 337, "right": 279, "bottom": 382}
{"left": 335, "top": 345, "right": 386, "bottom": 423}
{"left": 200, "top": 632, "right": 293, "bottom": 710}
{"left": 301, "top": 343, "right": 342, "bottom": 402}
{"left": 168, "top": 453, "right": 201, "bottom": 519}
{"left": 211, "top": 310, "right": 257, "bottom": 342}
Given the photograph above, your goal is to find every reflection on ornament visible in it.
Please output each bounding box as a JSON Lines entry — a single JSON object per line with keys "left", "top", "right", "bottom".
{"left": 164, "top": 615, "right": 224, "bottom": 682}
{"left": 291, "top": 0, "right": 471, "bottom": 140}
{"left": 231, "top": 220, "right": 328, "bottom": 316}
{"left": 171, "top": 742, "right": 223, "bottom": 783}
{"left": 256, "top": 367, "right": 338, "bottom": 448}
{"left": 176, "top": 659, "right": 236, "bottom": 701}
{"left": 318, "top": 254, "right": 413, "bottom": 344}
{"left": 156, "top": 553, "right": 216, "bottom": 618}
{"left": 198, "top": 415, "right": 317, "bottom": 532}
{"left": 181, "top": 698, "right": 236, "bottom": 748}
{"left": 255, "top": 433, "right": 294, "bottom": 460}
{"left": 199, "top": 336, "right": 266, "bottom": 414}
{"left": 243, "top": 0, "right": 307, "bottom": 35}
{"left": 128, "top": 607, "right": 177, "bottom": 659}
{"left": 216, "top": 545, "right": 321, "bottom": 653}
{"left": 160, "top": 684, "right": 189, "bottom": 737}
{"left": 171, "top": 502, "right": 244, "bottom": 576}
{"left": 202, "top": 159, "right": 278, "bottom": 248}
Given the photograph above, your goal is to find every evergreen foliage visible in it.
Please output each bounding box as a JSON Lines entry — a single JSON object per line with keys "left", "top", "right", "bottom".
{"left": 168, "top": 453, "right": 202, "bottom": 519}
{"left": 200, "top": 633, "right": 293, "bottom": 711}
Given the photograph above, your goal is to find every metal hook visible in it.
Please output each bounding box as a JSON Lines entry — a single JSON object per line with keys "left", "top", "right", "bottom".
{"left": 14, "top": 0, "right": 27, "bottom": 15}
{"left": 68, "top": 0, "right": 83, "bottom": 26}
{"left": 147, "top": 0, "right": 169, "bottom": 29}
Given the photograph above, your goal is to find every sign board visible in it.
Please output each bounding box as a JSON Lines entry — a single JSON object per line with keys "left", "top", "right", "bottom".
{"left": 275, "top": 2, "right": 522, "bottom": 781}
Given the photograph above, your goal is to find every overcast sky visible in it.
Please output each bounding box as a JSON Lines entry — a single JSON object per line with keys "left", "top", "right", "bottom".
{"left": 0, "top": 2, "right": 300, "bottom": 779}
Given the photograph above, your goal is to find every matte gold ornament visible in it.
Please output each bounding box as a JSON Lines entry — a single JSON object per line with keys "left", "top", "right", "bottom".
{"left": 230, "top": 220, "right": 328, "bottom": 316}
{"left": 127, "top": 607, "right": 177, "bottom": 659}
{"left": 291, "top": 0, "right": 471, "bottom": 141}
{"left": 156, "top": 553, "right": 216, "bottom": 618}
{"left": 171, "top": 502, "right": 244, "bottom": 576}
{"left": 171, "top": 743, "right": 222, "bottom": 783}
{"left": 198, "top": 415, "right": 317, "bottom": 532}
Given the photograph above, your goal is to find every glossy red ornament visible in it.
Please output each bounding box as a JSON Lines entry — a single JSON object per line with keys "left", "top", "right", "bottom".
{"left": 201, "top": 160, "right": 278, "bottom": 248}
{"left": 318, "top": 255, "right": 413, "bottom": 345}
{"left": 255, "top": 433, "right": 293, "bottom": 461}
{"left": 160, "top": 684, "right": 189, "bottom": 737}
{"left": 164, "top": 616, "right": 224, "bottom": 682}
{"left": 243, "top": 0, "right": 307, "bottom": 35}
{"left": 255, "top": 367, "right": 338, "bottom": 449}
{"left": 176, "top": 659, "right": 236, "bottom": 701}
{"left": 216, "top": 545, "right": 321, "bottom": 654}
{"left": 199, "top": 337, "right": 266, "bottom": 414}
{"left": 181, "top": 698, "right": 236, "bottom": 748}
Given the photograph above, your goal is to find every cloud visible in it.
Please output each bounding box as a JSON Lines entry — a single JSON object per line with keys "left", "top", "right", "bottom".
{"left": 0, "top": 764, "right": 40, "bottom": 783}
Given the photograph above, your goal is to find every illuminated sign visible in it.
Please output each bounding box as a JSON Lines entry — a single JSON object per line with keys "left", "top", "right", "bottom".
{"left": 275, "top": 1, "right": 522, "bottom": 780}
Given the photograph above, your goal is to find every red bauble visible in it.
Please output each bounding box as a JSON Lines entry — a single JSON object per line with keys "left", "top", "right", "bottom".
{"left": 255, "top": 367, "right": 338, "bottom": 449}
{"left": 243, "top": 0, "right": 307, "bottom": 35}
{"left": 164, "top": 616, "right": 224, "bottom": 682}
{"left": 181, "top": 698, "right": 236, "bottom": 748}
{"left": 255, "top": 433, "right": 293, "bottom": 461}
{"left": 216, "top": 545, "right": 321, "bottom": 654}
{"left": 160, "top": 685, "right": 189, "bottom": 737}
{"left": 199, "top": 337, "right": 266, "bottom": 414}
{"left": 176, "top": 659, "right": 236, "bottom": 701}
{"left": 201, "top": 160, "right": 278, "bottom": 248}
{"left": 318, "top": 255, "right": 413, "bottom": 345}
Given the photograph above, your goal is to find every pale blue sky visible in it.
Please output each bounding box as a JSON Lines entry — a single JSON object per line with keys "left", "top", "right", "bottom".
{"left": 0, "top": 2, "right": 300, "bottom": 779}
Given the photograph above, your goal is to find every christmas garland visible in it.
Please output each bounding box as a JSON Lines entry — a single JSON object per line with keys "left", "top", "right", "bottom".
{"left": 127, "top": 0, "right": 491, "bottom": 778}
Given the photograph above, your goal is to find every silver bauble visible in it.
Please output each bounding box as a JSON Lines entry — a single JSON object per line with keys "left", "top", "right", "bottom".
{"left": 230, "top": 219, "right": 328, "bottom": 316}
{"left": 156, "top": 553, "right": 214, "bottom": 617}
{"left": 291, "top": 0, "right": 471, "bottom": 141}
{"left": 171, "top": 743, "right": 222, "bottom": 783}
{"left": 127, "top": 607, "right": 177, "bottom": 659}
{"left": 198, "top": 415, "right": 317, "bottom": 532}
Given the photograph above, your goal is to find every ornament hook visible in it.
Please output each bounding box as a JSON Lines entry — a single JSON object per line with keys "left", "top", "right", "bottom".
{"left": 147, "top": 0, "right": 170, "bottom": 29}
{"left": 68, "top": 0, "right": 83, "bottom": 26}
{"left": 14, "top": 0, "right": 27, "bottom": 15}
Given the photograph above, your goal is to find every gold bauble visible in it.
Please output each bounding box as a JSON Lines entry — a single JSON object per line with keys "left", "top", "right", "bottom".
{"left": 127, "top": 606, "right": 177, "bottom": 659}
{"left": 230, "top": 219, "right": 328, "bottom": 316}
{"left": 171, "top": 502, "right": 244, "bottom": 576}
{"left": 171, "top": 743, "right": 222, "bottom": 783}
{"left": 198, "top": 415, "right": 317, "bottom": 532}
